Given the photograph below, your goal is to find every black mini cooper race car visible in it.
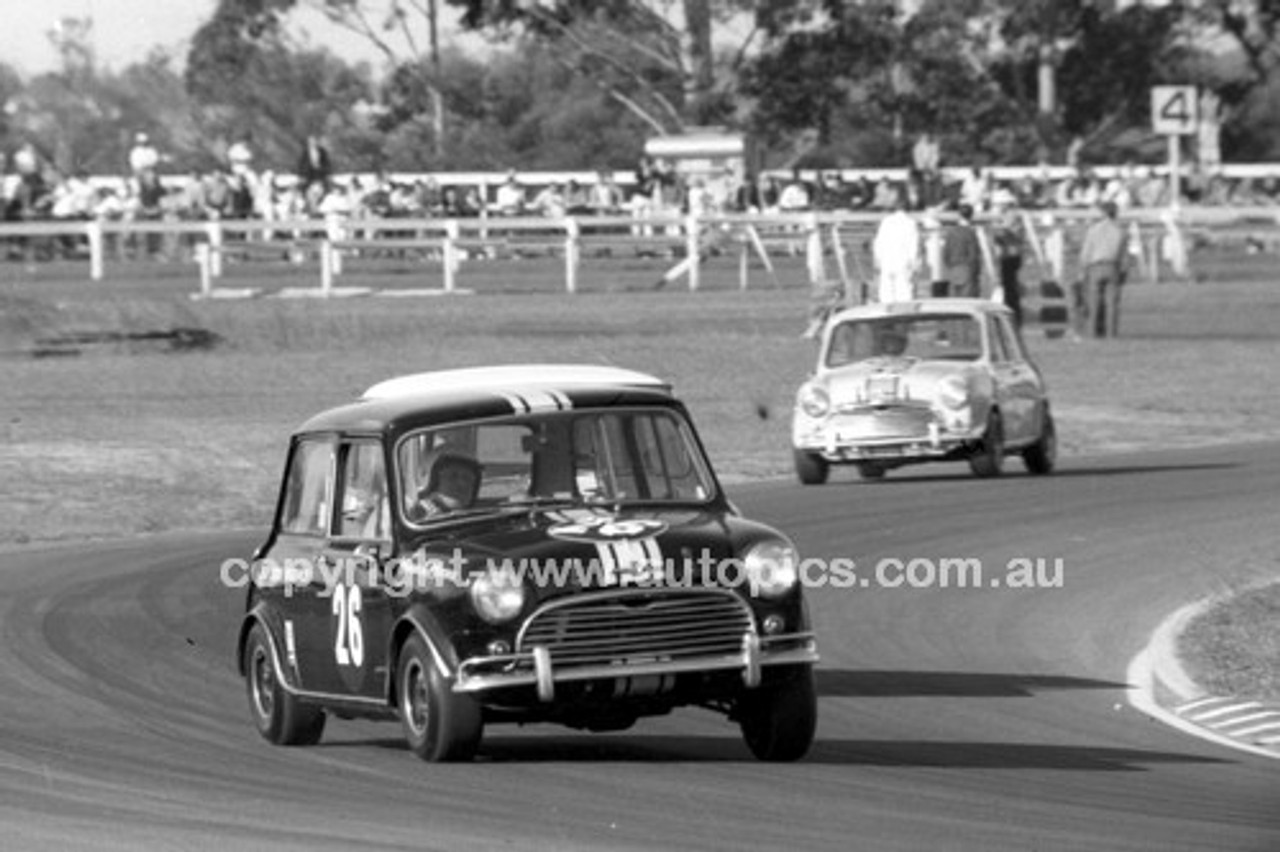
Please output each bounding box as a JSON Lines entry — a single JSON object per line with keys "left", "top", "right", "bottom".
{"left": 236, "top": 365, "right": 819, "bottom": 762}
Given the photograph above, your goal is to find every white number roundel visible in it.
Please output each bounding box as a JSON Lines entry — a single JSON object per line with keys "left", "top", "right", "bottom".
{"left": 332, "top": 584, "right": 364, "bottom": 668}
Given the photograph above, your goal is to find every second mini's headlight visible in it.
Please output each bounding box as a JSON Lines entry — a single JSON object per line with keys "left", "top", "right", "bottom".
{"left": 742, "top": 539, "right": 800, "bottom": 599}
{"left": 469, "top": 569, "right": 526, "bottom": 624}
{"left": 798, "top": 384, "right": 830, "bottom": 418}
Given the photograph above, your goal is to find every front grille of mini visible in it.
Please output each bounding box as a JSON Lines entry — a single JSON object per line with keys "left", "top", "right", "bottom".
{"left": 833, "top": 406, "right": 933, "bottom": 439}
{"left": 516, "top": 589, "right": 753, "bottom": 666}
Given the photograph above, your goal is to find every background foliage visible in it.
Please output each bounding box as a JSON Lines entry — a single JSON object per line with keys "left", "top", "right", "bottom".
{"left": 3, "top": 0, "right": 1279, "bottom": 178}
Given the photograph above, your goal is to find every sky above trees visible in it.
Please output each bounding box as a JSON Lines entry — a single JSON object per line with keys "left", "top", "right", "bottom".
{"left": 0, "top": 0, "right": 473, "bottom": 76}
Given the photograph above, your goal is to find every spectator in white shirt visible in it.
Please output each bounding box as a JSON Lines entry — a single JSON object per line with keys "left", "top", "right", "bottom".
{"left": 494, "top": 172, "right": 525, "bottom": 216}
{"left": 128, "top": 133, "right": 159, "bottom": 177}
{"left": 778, "top": 172, "right": 811, "bottom": 211}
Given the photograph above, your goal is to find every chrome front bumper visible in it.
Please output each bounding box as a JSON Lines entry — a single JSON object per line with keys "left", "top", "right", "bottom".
{"left": 812, "top": 435, "right": 968, "bottom": 462}
{"left": 796, "top": 418, "right": 983, "bottom": 462}
{"left": 453, "top": 631, "right": 819, "bottom": 702}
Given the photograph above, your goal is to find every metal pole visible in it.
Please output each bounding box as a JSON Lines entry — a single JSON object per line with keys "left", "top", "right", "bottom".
{"left": 564, "top": 218, "right": 579, "bottom": 294}
{"left": 685, "top": 215, "right": 700, "bottom": 292}
{"left": 86, "top": 220, "right": 103, "bottom": 281}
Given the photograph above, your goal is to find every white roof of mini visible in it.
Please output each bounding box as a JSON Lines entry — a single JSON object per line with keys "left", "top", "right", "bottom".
{"left": 827, "top": 298, "right": 1009, "bottom": 324}
{"left": 361, "top": 364, "right": 669, "bottom": 401}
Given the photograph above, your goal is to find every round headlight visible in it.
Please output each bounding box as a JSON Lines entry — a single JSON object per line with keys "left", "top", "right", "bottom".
{"left": 798, "top": 384, "right": 830, "bottom": 418}
{"left": 938, "top": 375, "right": 968, "bottom": 410}
{"left": 742, "top": 539, "right": 799, "bottom": 599}
{"left": 469, "top": 569, "right": 526, "bottom": 624}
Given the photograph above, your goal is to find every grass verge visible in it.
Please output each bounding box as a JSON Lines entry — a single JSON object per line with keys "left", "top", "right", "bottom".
{"left": 1178, "top": 582, "right": 1280, "bottom": 702}
{"left": 3, "top": 254, "right": 1280, "bottom": 546}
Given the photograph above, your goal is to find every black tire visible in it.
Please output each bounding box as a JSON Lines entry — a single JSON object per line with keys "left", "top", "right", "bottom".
{"left": 243, "top": 622, "right": 325, "bottom": 746}
{"left": 738, "top": 665, "right": 817, "bottom": 762}
{"left": 855, "top": 462, "right": 886, "bottom": 480}
{"left": 793, "top": 449, "right": 829, "bottom": 485}
{"left": 968, "top": 411, "right": 1005, "bottom": 478}
{"left": 396, "top": 633, "right": 483, "bottom": 762}
{"left": 1022, "top": 407, "right": 1057, "bottom": 475}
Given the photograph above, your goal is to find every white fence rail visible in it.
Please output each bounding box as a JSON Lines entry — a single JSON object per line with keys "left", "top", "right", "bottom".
{"left": 2, "top": 207, "right": 1278, "bottom": 297}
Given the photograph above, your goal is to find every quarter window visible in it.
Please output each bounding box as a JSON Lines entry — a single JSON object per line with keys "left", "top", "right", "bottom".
{"left": 996, "top": 316, "right": 1026, "bottom": 362}
{"left": 279, "top": 439, "right": 335, "bottom": 536}
{"left": 987, "top": 317, "right": 1010, "bottom": 362}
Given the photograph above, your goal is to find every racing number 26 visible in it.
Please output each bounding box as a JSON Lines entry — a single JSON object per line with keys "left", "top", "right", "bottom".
{"left": 332, "top": 584, "right": 364, "bottom": 667}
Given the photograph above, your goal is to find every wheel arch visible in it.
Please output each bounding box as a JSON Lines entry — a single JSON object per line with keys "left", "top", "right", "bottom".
{"left": 237, "top": 603, "right": 276, "bottom": 676}
{"left": 970, "top": 402, "right": 1000, "bottom": 441}
{"left": 236, "top": 604, "right": 300, "bottom": 695}
{"left": 386, "top": 606, "right": 459, "bottom": 706}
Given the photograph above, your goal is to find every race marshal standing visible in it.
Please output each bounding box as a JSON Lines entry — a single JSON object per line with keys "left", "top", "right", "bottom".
{"left": 1078, "top": 201, "right": 1129, "bottom": 338}
{"left": 873, "top": 193, "right": 922, "bottom": 303}
{"left": 941, "top": 204, "right": 982, "bottom": 298}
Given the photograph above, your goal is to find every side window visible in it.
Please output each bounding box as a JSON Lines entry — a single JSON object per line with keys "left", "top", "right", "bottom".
{"left": 279, "top": 439, "right": 335, "bottom": 536}
{"left": 338, "top": 440, "right": 389, "bottom": 540}
{"left": 987, "top": 316, "right": 1009, "bottom": 363}
{"left": 997, "top": 316, "right": 1027, "bottom": 362}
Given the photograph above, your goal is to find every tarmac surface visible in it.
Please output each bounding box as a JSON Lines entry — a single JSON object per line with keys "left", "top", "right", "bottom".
{"left": 1, "top": 442, "right": 1277, "bottom": 850}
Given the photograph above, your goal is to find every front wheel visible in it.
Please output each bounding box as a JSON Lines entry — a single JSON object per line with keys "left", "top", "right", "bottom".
{"left": 243, "top": 622, "right": 325, "bottom": 746}
{"left": 793, "top": 449, "right": 829, "bottom": 485}
{"left": 968, "top": 411, "right": 1004, "bottom": 478}
{"left": 738, "top": 665, "right": 817, "bottom": 762}
{"left": 1022, "top": 407, "right": 1057, "bottom": 475}
{"left": 397, "top": 634, "right": 483, "bottom": 762}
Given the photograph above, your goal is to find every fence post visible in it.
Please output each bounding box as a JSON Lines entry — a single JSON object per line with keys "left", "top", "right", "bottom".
{"left": 320, "top": 240, "right": 336, "bottom": 296}
{"left": 1127, "top": 221, "right": 1148, "bottom": 282}
{"left": 564, "top": 217, "right": 580, "bottom": 294}
{"left": 829, "top": 223, "right": 851, "bottom": 293}
{"left": 805, "top": 213, "right": 824, "bottom": 286}
{"left": 195, "top": 243, "right": 212, "bottom": 298}
{"left": 443, "top": 220, "right": 459, "bottom": 293}
{"left": 325, "top": 213, "right": 345, "bottom": 277}
{"left": 1045, "top": 223, "right": 1066, "bottom": 284}
{"left": 686, "top": 214, "right": 701, "bottom": 291}
{"left": 975, "top": 225, "right": 998, "bottom": 294}
{"left": 86, "top": 220, "right": 104, "bottom": 281}
{"left": 479, "top": 180, "right": 490, "bottom": 240}
{"left": 205, "top": 221, "right": 224, "bottom": 278}
{"left": 1160, "top": 210, "right": 1188, "bottom": 278}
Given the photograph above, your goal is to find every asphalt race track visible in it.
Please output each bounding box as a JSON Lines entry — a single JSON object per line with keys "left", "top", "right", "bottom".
{"left": 1, "top": 443, "right": 1278, "bottom": 851}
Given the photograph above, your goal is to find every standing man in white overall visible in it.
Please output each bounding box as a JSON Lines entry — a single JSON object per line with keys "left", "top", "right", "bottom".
{"left": 873, "top": 193, "right": 922, "bottom": 303}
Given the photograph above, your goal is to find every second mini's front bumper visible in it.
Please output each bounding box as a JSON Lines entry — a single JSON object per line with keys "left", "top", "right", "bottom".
{"left": 796, "top": 420, "right": 982, "bottom": 462}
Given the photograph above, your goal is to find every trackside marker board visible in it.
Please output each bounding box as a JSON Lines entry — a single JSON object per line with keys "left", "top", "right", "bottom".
{"left": 1151, "top": 86, "right": 1197, "bottom": 135}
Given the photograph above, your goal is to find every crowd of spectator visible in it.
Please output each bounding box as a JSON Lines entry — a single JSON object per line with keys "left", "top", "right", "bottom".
{"left": 4, "top": 130, "right": 1280, "bottom": 260}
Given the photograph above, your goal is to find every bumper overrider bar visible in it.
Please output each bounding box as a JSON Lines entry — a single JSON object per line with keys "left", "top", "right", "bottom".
{"left": 453, "top": 631, "right": 819, "bottom": 703}
{"left": 815, "top": 440, "right": 964, "bottom": 461}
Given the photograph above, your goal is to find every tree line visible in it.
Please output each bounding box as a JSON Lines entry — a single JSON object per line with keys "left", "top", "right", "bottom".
{"left": 3, "top": 0, "right": 1278, "bottom": 180}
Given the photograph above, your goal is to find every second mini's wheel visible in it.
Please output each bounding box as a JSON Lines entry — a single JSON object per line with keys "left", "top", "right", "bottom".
{"left": 969, "top": 411, "right": 1005, "bottom": 478}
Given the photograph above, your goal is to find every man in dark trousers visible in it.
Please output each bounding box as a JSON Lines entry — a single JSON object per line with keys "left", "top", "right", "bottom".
{"left": 942, "top": 203, "right": 983, "bottom": 298}
{"left": 296, "top": 135, "right": 333, "bottom": 213}
{"left": 992, "top": 206, "right": 1026, "bottom": 328}
{"left": 1078, "top": 201, "right": 1129, "bottom": 337}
